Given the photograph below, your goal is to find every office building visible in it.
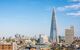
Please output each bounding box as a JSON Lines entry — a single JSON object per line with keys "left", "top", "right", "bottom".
{"left": 50, "top": 8, "right": 57, "bottom": 42}
{"left": 65, "top": 26, "right": 74, "bottom": 45}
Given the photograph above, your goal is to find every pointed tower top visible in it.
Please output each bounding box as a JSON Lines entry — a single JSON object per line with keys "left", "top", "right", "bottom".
{"left": 52, "top": 8, "right": 55, "bottom": 17}
{"left": 50, "top": 8, "right": 57, "bottom": 42}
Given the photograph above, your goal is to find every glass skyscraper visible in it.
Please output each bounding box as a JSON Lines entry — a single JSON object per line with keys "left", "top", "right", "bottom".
{"left": 50, "top": 9, "right": 57, "bottom": 42}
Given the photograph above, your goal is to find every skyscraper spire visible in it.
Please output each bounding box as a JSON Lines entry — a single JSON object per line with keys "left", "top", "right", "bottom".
{"left": 50, "top": 8, "right": 57, "bottom": 42}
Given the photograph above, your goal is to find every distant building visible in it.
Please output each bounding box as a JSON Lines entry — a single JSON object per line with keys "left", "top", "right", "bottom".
{"left": 25, "top": 47, "right": 36, "bottom": 50}
{"left": 50, "top": 8, "right": 57, "bottom": 42}
{"left": 74, "top": 37, "right": 80, "bottom": 40}
{"left": 58, "top": 36, "right": 65, "bottom": 43}
{"left": 36, "top": 44, "right": 50, "bottom": 50}
{"left": 39, "top": 34, "right": 49, "bottom": 44}
{"left": 40, "top": 48, "right": 50, "bottom": 50}
{"left": 25, "top": 44, "right": 50, "bottom": 50}
{"left": 0, "top": 42, "right": 17, "bottom": 50}
{"left": 65, "top": 26, "right": 74, "bottom": 45}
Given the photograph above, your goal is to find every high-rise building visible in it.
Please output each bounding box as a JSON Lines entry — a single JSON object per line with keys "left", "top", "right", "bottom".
{"left": 65, "top": 26, "right": 74, "bottom": 45}
{"left": 50, "top": 9, "right": 57, "bottom": 42}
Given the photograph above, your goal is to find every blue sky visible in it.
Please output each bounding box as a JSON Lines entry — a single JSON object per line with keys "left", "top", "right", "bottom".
{"left": 0, "top": 0, "right": 80, "bottom": 37}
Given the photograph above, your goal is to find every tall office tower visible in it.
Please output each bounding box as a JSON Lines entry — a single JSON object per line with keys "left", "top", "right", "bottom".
{"left": 50, "top": 9, "right": 57, "bottom": 42}
{"left": 65, "top": 26, "right": 74, "bottom": 45}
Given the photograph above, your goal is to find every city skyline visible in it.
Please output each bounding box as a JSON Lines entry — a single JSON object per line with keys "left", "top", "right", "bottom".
{"left": 0, "top": 0, "right": 80, "bottom": 37}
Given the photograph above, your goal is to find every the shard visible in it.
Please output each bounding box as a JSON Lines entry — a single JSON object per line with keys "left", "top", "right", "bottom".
{"left": 50, "top": 9, "right": 57, "bottom": 42}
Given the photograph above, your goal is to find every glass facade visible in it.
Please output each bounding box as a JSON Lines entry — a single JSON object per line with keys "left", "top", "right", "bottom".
{"left": 50, "top": 9, "right": 57, "bottom": 42}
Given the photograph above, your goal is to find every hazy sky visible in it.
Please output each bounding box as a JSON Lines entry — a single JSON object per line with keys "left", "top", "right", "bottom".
{"left": 0, "top": 0, "right": 80, "bottom": 37}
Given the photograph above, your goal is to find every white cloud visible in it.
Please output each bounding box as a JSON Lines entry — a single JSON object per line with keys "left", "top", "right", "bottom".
{"left": 57, "top": 7, "right": 65, "bottom": 11}
{"left": 57, "top": 2, "right": 80, "bottom": 17}
{"left": 67, "top": 11, "right": 80, "bottom": 16}
{"left": 64, "top": 3, "right": 80, "bottom": 9}
{"left": 70, "top": 0, "right": 80, "bottom": 2}
{"left": 57, "top": 3, "right": 80, "bottom": 11}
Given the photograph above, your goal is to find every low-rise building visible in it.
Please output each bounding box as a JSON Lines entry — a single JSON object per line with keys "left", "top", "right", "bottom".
{"left": 0, "top": 42, "right": 17, "bottom": 50}
{"left": 39, "top": 34, "right": 49, "bottom": 44}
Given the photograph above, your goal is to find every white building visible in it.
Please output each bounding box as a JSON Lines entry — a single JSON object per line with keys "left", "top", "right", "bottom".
{"left": 65, "top": 26, "right": 74, "bottom": 45}
{"left": 39, "top": 34, "right": 49, "bottom": 44}
{"left": 13, "top": 42, "right": 18, "bottom": 50}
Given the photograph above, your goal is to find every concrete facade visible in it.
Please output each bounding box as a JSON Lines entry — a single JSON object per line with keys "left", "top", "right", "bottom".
{"left": 65, "top": 26, "right": 74, "bottom": 45}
